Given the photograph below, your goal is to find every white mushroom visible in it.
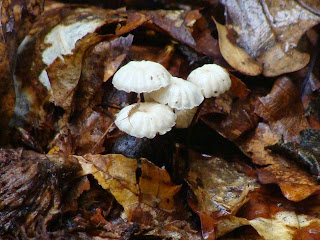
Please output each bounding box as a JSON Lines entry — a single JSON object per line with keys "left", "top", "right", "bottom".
{"left": 115, "top": 102, "right": 176, "bottom": 139}
{"left": 112, "top": 60, "right": 172, "bottom": 94}
{"left": 187, "top": 64, "right": 231, "bottom": 98}
{"left": 175, "top": 107, "right": 198, "bottom": 128}
{"left": 147, "top": 77, "right": 204, "bottom": 110}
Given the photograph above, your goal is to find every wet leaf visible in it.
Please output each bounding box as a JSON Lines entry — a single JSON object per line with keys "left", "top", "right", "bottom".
{"left": 268, "top": 129, "right": 320, "bottom": 180}
{"left": 143, "top": 220, "right": 202, "bottom": 240}
{"left": 255, "top": 77, "right": 311, "bottom": 142}
{"left": 70, "top": 108, "right": 115, "bottom": 155}
{"left": 145, "top": 10, "right": 196, "bottom": 47}
{"left": 73, "top": 35, "right": 134, "bottom": 114}
{"left": 0, "top": 149, "right": 81, "bottom": 237}
{"left": 219, "top": 0, "right": 320, "bottom": 76}
{"left": 0, "top": 0, "right": 44, "bottom": 142}
{"left": 238, "top": 123, "right": 320, "bottom": 201}
{"left": 46, "top": 33, "right": 103, "bottom": 110}
{"left": 186, "top": 152, "right": 255, "bottom": 239}
{"left": 10, "top": 6, "right": 111, "bottom": 149}
{"left": 214, "top": 19, "right": 262, "bottom": 76}
{"left": 116, "top": 12, "right": 150, "bottom": 36}
{"left": 201, "top": 94, "right": 259, "bottom": 141}
{"left": 297, "top": 0, "right": 320, "bottom": 17}
{"left": 76, "top": 154, "right": 181, "bottom": 218}
{"left": 238, "top": 189, "right": 320, "bottom": 240}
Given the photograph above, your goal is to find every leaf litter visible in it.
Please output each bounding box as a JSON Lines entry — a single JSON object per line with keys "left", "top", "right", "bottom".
{"left": 1, "top": 0, "right": 320, "bottom": 239}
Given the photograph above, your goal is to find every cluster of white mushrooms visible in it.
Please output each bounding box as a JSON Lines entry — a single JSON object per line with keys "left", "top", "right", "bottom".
{"left": 113, "top": 60, "right": 231, "bottom": 139}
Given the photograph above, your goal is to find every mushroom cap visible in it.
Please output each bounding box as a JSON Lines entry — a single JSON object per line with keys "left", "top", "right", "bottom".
{"left": 148, "top": 77, "right": 204, "bottom": 110}
{"left": 175, "top": 107, "right": 197, "bottom": 128}
{"left": 112, "top": 60, "right": 172, "bottom": 94}
{"left": 115, "top": 102, "right": 176, "bottom": 139}
{"left": 187, "top": 64, "right": 231, "bottom": 98}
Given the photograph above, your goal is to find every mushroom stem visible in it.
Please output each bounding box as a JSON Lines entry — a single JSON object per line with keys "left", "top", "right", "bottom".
{"left": 189, "top": 100, "right": 204, "bottom": 127}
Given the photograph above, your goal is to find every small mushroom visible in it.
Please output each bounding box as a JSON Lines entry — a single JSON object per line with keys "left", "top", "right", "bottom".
{"left": 187, "top": 64, "right": 231, "bottom": 98}
{"left": 175, "top": 107, "right": 198, "bottom": 128}
{"left": 147, "top": 77, "right": 204, "bottom": 110}
{"left": 112, "top": 60, "right": 172, "bottom": 94}
{"left": 115, "top": 102, "right": 176, "bottom": 139}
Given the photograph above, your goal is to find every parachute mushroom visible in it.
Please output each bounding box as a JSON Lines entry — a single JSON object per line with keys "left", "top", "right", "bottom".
{"left": 115, "top": 102, "right": 176, "bottom": 139}
{"left": 112, "top": 60, "right": 172, "bottom": 94}
{"left": 187, "top": 64, "right": 231, "bottom": 98}
{"left": 148, "top": 77, "right": 204, "bottom": 110}
{"left": 147, "top": 76, "right": 204, "bottom": 128}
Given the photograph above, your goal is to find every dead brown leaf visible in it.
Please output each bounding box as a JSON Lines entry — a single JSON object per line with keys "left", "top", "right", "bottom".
{"left": 73, "top": 35, "right": 133, "bottom": 114}
{"left": 145, "top": 10, "right": 196, "bottom": 47}
{"left": 214, "top": 19, "right": 262, "bottom": 76}
{"left": 116, "top": 12, "right": 150, "bottom": 36}
{"left": 238, "top": 123, "right": 320, "bottom": 201}
{"left": 297, "top": 0, "right": 320, "bottom": 15}
{"left": 201, "top": 94, "right": 259, "bottom": 141}
{"left": 143, "top": 220, "right": 202, "bottom": 240}
{"left": 219, "top": 0, "right": 320, "bottom": 76}
{"left": 76, "top": 154, "right": 181, "bottom": 218}
{"left": 0, "top": 0, "right": 44, "bottom": 142}
{"left": 255, "top": 77, "right": 310, "bottom": 142}
{"left": 46, "top": 33, "right": 103, "bottom": 110}
{"left": 186, "top": 152, "right": 255, "bottom": 239}
{"left": 0, "top": 149, "right": 81, "bottom": 237}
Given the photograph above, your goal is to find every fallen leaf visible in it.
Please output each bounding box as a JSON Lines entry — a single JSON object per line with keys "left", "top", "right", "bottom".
{"left": 143, "top": 220, "right": 202, "bottom": 240}
{"left": 0, "top": 149, "right": 81, "bottom": 237}
{"left": 219, "top": 0, "right": 320, "bottom": 76}
{"left": 255, "top": 77, "right": 310, "bottom": 142}
{"left": 70, "top": 108, "right": 115, "bottom": 155}
{"left": 76, "top": 154, "right": 181, "bottom": 218}
{"left": 10, "top": 6, "right": 111, "bottom": 150}
{"left": 201, "top": 94, "right": 259, "bottom": 141}
{"left": 73, "top": 35, "right": 133, "bottom": 114}
{"left": 145, "top": 10, "right": 196, "bottom": 47}
{"left": 239, "top": 189, "right": 320, "bottom": 240}
{"left": 116, "top": 12, "right": 150, "bottom": 36}
{"left": 0, "top": 0, "right": 44, "bottom": 143}
{"left": 190, "top": 11, "right": 221, "bottom": 59}
{"left": 186, "top": 152, "right": 255, "bottom": 239}
{"left": 46, "top": 33, "right": 103, "bottom": 110}
{"left": 237, "top": 123, "right": 320, "bottom": 201}
{"left": 214, "top": 19, "right": 262, "bottom": 76}
{"left": 268, "top": 129, "right": 320, "bottom": 179}
{"left": 297, "top": 0, "right": 320, "bottom": 15}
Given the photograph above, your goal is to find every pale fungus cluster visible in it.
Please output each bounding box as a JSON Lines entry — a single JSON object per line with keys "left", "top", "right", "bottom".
{"left": 113, "top": 60, "right": 231, "bottom": 139}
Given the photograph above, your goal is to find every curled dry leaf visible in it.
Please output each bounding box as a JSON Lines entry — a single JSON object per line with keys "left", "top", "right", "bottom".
{"left": 214, "top": 19, "right": 262, "bottom": 76}
{"left": 186, "top": 153, "right": 256, "bottom": 240}
{"left": 255, "top": 77, "right": 310, "bottom": 143}
{"left": 238, "top": 123, "right": 320, "bottom": 201}
{"left": 219, "top": 0, "right": 320, "bottom": 76}
{"left": 76, "top": 154, "right": 181, "bottom": 220}
{"left": 0, "top": 149, "right": 81, "bottom": 238}
{"left": 0, "top": 0, "right": 44, "bottom": 142}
